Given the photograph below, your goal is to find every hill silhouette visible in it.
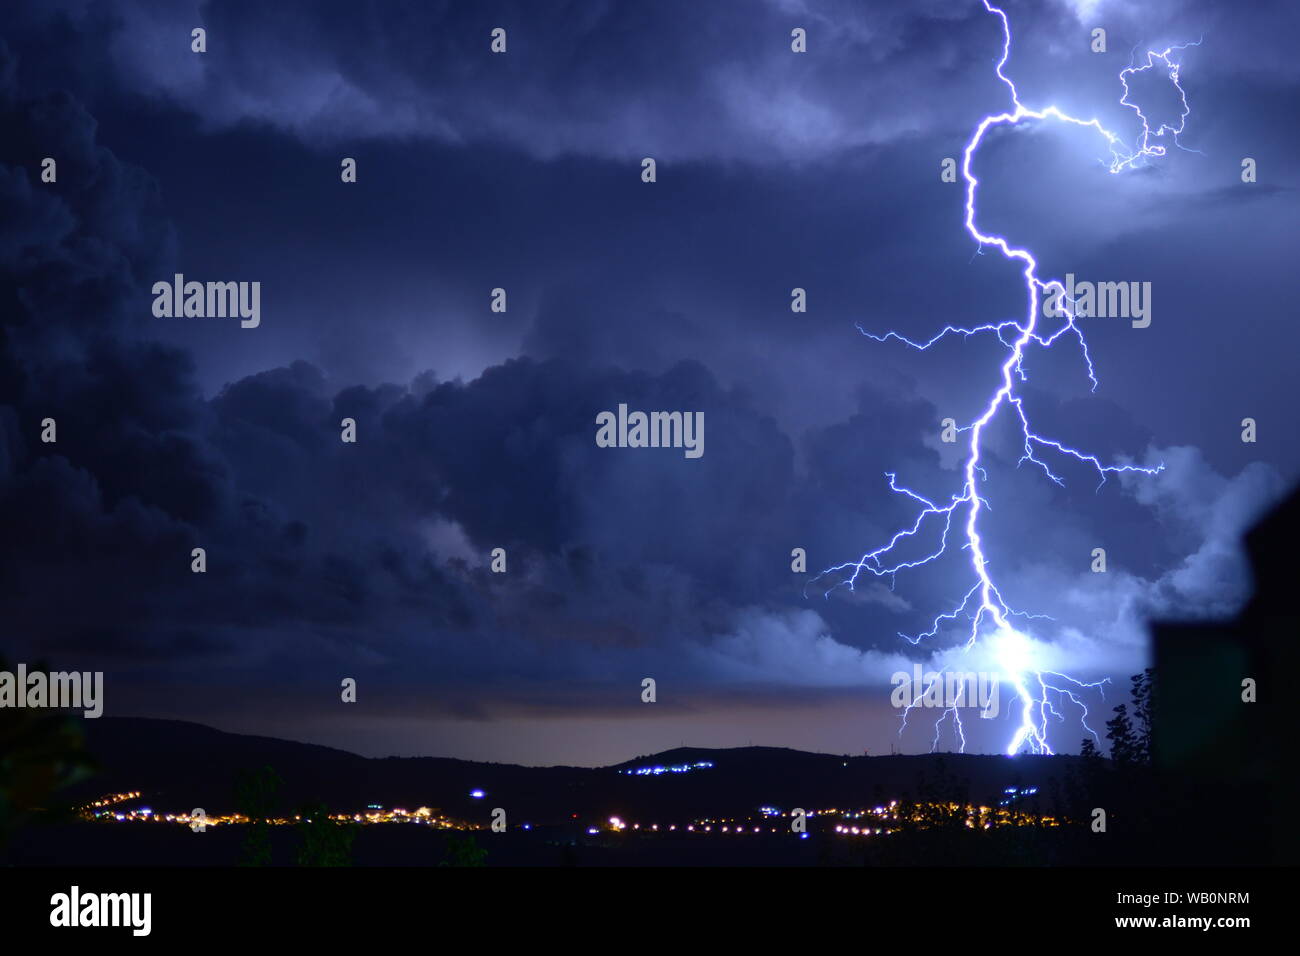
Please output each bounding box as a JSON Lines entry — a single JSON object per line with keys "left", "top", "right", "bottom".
{"left": 67, "top": 717, "right": 1074, "bottom": 824}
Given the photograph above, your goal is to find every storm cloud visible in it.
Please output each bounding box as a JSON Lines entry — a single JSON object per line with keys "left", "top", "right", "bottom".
{"left": 1, "top": 1, "right": 1295, "bottom": 763}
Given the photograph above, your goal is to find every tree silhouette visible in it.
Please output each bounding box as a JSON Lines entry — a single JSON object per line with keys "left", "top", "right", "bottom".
{"left": 439, "top": 833, "right": 487, "bottom": 867}
{"left": 294, "top": 801, "right": 356, "bottom": 866}
{"left": 0, "top": 655, "right": 97, "bottom": 849}
{"left": 1130, "top": 668, "right": 1154, "bottom": 765}
{"left": 1105, "top": 703, "right": 1137, "bottom": 767}
{"left": 234, "top": 765, "right": 283, "bottom": 866}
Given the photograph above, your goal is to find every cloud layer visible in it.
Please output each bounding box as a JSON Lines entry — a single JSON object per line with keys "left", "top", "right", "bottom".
{"left": 1, "top": 1, "right": 1295, "bottom": 762}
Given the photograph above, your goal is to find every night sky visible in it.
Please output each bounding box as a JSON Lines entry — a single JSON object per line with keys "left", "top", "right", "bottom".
{"left": 2, "top": 0, "right": 1296, "bottom": 765}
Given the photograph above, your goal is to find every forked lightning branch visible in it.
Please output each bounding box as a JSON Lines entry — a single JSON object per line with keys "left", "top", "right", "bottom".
{"left": 817, "top": 1, "right": 1198, "bottom": 756}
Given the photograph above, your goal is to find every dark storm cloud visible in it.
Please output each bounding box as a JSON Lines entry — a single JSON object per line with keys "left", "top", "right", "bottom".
{"left": 2, "top": 2, "right": 1296, "bottom": 761}
{"left": 0, "top": 54, "right": 824, "bottom": 687}
{"left": 12, "top": 0, "right": 1016, "bottom": 163}
{"left": 13, "top": 0, "right": 1297, "bottom": 166}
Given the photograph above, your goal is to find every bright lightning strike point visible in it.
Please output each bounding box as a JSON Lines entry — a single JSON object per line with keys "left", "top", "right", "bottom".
{"left": 819, "top": 1, "right": 1195, "bottom": 756}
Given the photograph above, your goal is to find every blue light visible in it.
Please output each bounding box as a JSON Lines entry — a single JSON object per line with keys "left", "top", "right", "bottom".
{"left": 620, "top": 760, "right": 714, "bottom": 777}
{"left": 470, "top": 789, "right": 485, "bottom": 799}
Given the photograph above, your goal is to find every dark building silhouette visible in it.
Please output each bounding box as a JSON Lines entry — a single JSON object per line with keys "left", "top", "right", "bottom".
{"left": 1152, "top": 484, "right": 1298, "bottom": 864}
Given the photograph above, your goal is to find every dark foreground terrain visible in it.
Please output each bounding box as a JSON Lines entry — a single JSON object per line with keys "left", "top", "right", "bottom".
{"left": 0, "top": 714, "right": 1276, "bottom": 866}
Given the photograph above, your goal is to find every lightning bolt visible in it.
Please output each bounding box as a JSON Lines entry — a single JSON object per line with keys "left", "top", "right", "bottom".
{"left": 818, "top": 1, "right": 1198, "bottom": 755}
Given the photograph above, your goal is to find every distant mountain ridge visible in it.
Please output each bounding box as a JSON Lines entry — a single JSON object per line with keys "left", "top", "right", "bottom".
{"left": 68, "top": 717, "right": 1080, "bottom": 824}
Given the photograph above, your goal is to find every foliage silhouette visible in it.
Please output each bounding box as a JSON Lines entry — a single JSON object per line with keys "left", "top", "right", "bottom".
{"left": 295, "top": 800, "right": 356, "bottom": 866}
{"left": 0, "top": 656, "right": 97, "bottom": 849}
{"left": 439, "top": 833, "right": 487, "bottom": 867}
{"left": 234, "top": 765, "right": 283, "bottom": 866}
